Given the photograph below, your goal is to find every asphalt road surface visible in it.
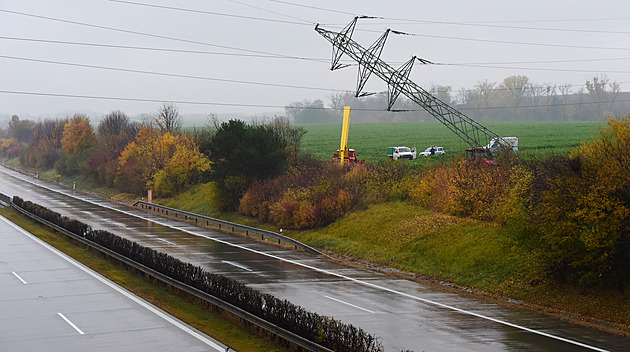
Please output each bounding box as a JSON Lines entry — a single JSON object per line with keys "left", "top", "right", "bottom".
{"left": 0, "top": 213, "right": 227, "bottom": 352}
{"left": 0, "top": 165, "right": 628, "bottom": 351}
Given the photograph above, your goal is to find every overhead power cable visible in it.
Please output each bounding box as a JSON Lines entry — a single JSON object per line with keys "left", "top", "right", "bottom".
{"left": 375, "top": 18, "right": 630, "bottom": 35}
{"left": 1, "top": 89, "right": 627, "bottom": 112}
{"left": 0, "top": 54, "right": 339, "bottom": 92}
{"left": 0, "top": 89, "right": 287, "bottom": 109}
{"left": 2, "top": 52, "right": 626, "bottom": 96}
{"left": 0, "top": 9, "right": 306, "bottom": 60}
{"left": 227, "top": 0, "right": 313, "bottom": 25}
{"left": 3, "top": 36, "right": 628, "bottom": 69}
{"left": 107, "top": 0, "right": 312, "bottom": 26}
{"left": 268, "top": 0, "right": 630, "bottom": 33}
{"left": 0, "top": 36, "right": 328, "bottom": 63}
{"left": 267, "top": 0, "right": 358, "bottom": 17}
{"left": 386, "top": 31, "right": 630, "bottom": 52}
{"left": 445, "top": 62, "right": 630, "bottom": 74}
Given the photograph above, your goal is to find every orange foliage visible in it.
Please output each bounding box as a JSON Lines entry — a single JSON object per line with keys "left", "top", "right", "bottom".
{"left": 411, "top": 159, "right": 513, "bottom": 221}
{"left": 116, "top": 127, "right": 210, "bottom": 196}
{"left": 61, "top": 116, "right": 96, "bottom": 155}
{"left": 240, "top": 161, "right": 411, "bottom": 230}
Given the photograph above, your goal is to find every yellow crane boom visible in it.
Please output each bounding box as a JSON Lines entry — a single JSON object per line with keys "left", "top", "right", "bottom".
{"left": 339, "top": 106, "right": 351, "bottom": 164}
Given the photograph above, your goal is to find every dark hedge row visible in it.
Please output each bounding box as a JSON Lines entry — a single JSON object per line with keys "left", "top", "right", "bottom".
{"left": 11, "top": 196, "right": 384, "bottom": 352}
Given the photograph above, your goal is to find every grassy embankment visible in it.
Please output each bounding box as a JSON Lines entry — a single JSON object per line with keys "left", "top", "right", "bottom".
{"left": 0, "top": 206, "right": 289, "bottom": 352}
{"left": 161, "top": 191, "right": 630, "bottom": 336}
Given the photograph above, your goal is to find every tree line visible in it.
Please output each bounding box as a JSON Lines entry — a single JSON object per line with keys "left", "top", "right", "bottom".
{"left": 0, "top": 103, "right": 305, "bottom": 207}
{"left": 286, "top": 74, "right": 626, "bottom": 123}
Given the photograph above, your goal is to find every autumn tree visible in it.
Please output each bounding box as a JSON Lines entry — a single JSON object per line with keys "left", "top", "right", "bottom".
{"left": 7, "top": 115, "right": 36, "bottom": 143}
{"left": 151, "top": 139, "right": 211, "bottom": 197}
{"left": 155, "top": 102, "right": 182, "bottom": 134}
{"left": 22, "top": 118, "right": 68, "bottom": 169}
{"left": 116, "top": 127, "right": 210, "bottom": 196}
{"left": 58, "top": 115, "right": 96, "bottom": 175}
{"left": 87, "top": 110, "right": 140, "bottom": 185}
{"left": 568, "top": 115, "right": 630, "bottom": 288}
{"left": 61, "top": 115, "right": 96, "bottom": 155}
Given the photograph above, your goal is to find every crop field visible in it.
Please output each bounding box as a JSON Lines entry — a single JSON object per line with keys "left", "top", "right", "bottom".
{"left": 299, "top": 121, "right": 603, "bottom": 163}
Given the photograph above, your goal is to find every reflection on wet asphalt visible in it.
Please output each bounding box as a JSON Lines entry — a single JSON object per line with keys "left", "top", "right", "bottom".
{"left": 1, "top": 166, "right": 628, "bottom": 351}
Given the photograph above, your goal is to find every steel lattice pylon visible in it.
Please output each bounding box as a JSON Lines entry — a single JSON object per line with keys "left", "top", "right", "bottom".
{"left": 315, "top": 17, "right": 502, "bottom": 151}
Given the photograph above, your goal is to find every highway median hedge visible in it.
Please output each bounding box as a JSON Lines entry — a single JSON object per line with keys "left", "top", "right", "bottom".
{"left": 10, "top": 196, "right": 384, "bottom": 352}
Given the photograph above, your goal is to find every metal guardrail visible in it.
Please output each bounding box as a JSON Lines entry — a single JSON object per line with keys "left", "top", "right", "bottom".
{"left": 7, "top": 198, "right": 334, "bottom": 352}
{"left": 0, "top": 192, "right": 10, "bottom": 207}
{"left": 133, "top": 201, "right": 323, "bottom": 255}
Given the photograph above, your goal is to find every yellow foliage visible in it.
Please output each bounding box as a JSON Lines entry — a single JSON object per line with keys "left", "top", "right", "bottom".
{"left": 116, "top": 127, "right": 211, "bottom": 195}
{"left": 61, "top": 116, "right": 96, "bottom": 154}
{"left": 0, "top": 138, "right": 18, "bottom": 153}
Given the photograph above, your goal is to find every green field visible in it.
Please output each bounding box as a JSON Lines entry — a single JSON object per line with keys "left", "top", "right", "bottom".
{"left": 299, "top": 122, "right": 602, "bottom": 163}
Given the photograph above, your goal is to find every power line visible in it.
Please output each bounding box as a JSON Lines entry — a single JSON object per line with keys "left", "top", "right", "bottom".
{"left": 0, "top": 9, "right": 305, "bottom": 60}
{"left": 445, "top": 62, "right": 630, "bottom": 75}
{"left": 451, "top": 57, "right": 630, "bottom": 65}
{"left": 0, "top": 36, "right": 328, "bottom": 63}
{"left": 268, "top": 0, "right": 630, "bottom": 33}
{"left": 4, "top": 52, "right": 625, "bottom": 97}
{"left": 4, "top": 7, "right": 629, "bottom": 70}
{"left": 9, "top": 36, "right": 628, "bottom": 69}
{"left": 107, "top": 0, "right": 313, "bottom": 26}
{"left": 0, "top": 54, "right": 339, "bottom": 92}
{"left": 1, "top": 89, "right": 627, "bottom": 113}
{"left": 371, "top": 18, "right": 630, "bottom": 35}
{"left": 228, "top": 0, "right": 313, "bottom": 25}
{"left": 0, "top": 89, "right": 287, "bottom": 109}
{"left": 267, "top": 0, "right": 358, "bottom": 17}
{"left": 393, "top": 31, "right": 630, "bottom": 52}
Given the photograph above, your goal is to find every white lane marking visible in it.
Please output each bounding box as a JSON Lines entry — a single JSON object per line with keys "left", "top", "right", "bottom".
{"left": 12, "top": 271, "right": 27, "bottom": 284}
{"left": 57, "top": 312, "right": 85, "bottom": 335}
{"left": 324, "top": 295, "right": 375, "bottom": 314}
{"left": 0, "top": 215, "right": 225, "bottom": 351}
{"left": 221, "top": 260, "right": 253, "bottom": 272}
{"left": 157, "top": 238, "right": 177, "bottom": 246}
{"left": 0, "top": 168, "right": 610, "bottom": 352}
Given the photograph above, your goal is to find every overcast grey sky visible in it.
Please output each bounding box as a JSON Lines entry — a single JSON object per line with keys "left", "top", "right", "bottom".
{"left": 1, "top": 0, "right": 630, "bottom": 119}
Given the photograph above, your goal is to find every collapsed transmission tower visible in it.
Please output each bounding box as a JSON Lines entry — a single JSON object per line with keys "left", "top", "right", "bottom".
{"left": 315, "top": 17, "right": 502, "bottom": 151}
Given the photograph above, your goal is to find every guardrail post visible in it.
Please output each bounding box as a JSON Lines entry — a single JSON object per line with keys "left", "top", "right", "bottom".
{"left": 131, "top": 200, "right": 321, "bottom": 255}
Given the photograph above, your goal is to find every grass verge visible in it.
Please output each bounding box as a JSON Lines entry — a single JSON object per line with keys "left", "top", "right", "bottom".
{"left": 293, "top": 202, "right": 630, "bottom": 336}
{"left": 0, "top": 206, "right": 289, "bottom": 352}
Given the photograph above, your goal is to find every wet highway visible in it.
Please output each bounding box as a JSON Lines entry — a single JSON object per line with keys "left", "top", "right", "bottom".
{"left": 0, "top": 213, "right": 226, "bottom": 352}
{"left": 0, "top": 165, "right": 628, "bottom": 351}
